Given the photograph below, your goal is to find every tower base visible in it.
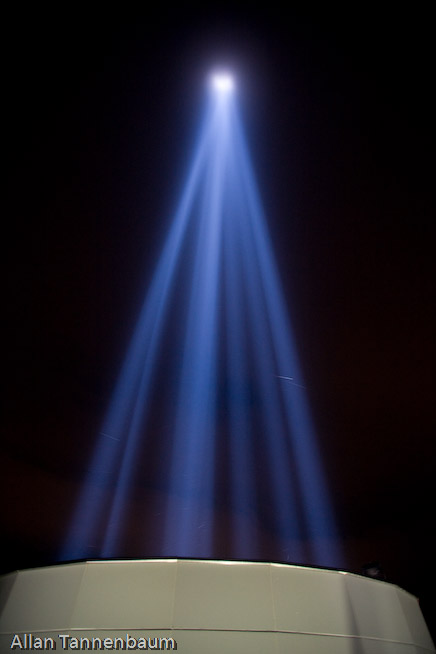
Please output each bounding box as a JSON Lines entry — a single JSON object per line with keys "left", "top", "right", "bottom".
{"left": 1, "top": 558, "right": 434, "bottom": 652}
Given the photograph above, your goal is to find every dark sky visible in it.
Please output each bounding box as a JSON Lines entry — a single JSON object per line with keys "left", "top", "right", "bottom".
{"left": 3, "top": 6, "right": 435, "bottom": 634}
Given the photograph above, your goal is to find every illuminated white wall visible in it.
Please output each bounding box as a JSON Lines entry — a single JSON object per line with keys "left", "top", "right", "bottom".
{"left": 0, "top": 559, "right": 434, "bottom": 652}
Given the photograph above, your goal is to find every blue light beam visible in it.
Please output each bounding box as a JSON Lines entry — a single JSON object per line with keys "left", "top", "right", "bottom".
{"left": 231, "top": 104, "right": 343, "bottom": 566}
{"left": 61, "top": 101, "right": 219, "bottom": 560}
{"left": 62, "top": 73, "right": 343, "bottom": 569}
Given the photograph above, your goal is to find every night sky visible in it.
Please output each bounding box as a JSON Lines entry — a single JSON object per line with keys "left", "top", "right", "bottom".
{"left": 3, "top": 7, "right": 435, "bottom": 634}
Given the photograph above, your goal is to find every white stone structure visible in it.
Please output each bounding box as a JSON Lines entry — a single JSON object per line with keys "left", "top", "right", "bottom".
{"left": 0, "top": 559, "right": 434, "bottom": 652}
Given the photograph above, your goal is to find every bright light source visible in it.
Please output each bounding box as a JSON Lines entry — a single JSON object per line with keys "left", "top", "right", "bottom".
{"left": 210, "top": 72, "right": 234, "bottom": 93}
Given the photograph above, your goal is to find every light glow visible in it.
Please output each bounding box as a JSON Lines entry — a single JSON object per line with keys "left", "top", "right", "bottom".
{"left": 210, "top": 71, "right": 234, "bottom": 93}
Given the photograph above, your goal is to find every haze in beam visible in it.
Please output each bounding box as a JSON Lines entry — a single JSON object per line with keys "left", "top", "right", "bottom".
{"left": 62, "top": 71, "right": 343, "bottom": 568}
